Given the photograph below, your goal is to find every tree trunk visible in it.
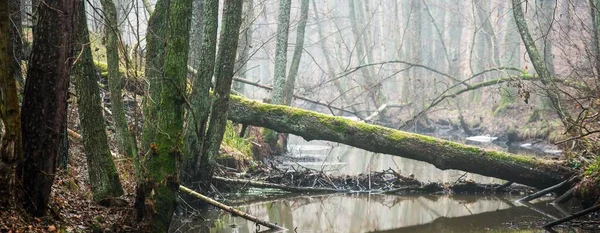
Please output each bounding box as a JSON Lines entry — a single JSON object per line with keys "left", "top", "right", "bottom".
{"left": 233, "top": 0, "right": 254, "bottom": 94}
{"left": 199, "top": 0, "right": 244, "bottom": 186}
{"left": 511, "top": 0, "right": 573, "bottom": 128}
{"left": 9, "top": 0, "right": 22, "bottom": 85}
{"left": 264, "top": 0, "right": 291, "bottom": 152}
{"left": 591, "top": 0, "right": 600, "bottom": 80}
{"left": 0, "top": 0, "right": 22, "bottom": 208}
{"left": 411, "top": 0, "right": 424, "bottom": 115}
{"left": 312, "top": 0, "right": 358, "bottom": 115}
{"left": 73, "top": 0, "right": 124, "bottom": 202}
{"left": 100, "top": 0, "right": 136, "bottom": 157}
{"left": 141, "top": 0, "right": 168, "bottom": 151}
{"left": 348, "top": 0, "right": 386, "bottom": 111}
{"left": 144, "top": 0, "right": 193, "bottom": 230}
{"left": 188, "top": 0, "right": 204, "bottom": 69}
{"left": 226, "top": 96, "right": 576, "bottom": 189}
{"left": 271, "top": 0, "right": 291, "bottom": 105}
{"left": 284, "top": 0, "right": 309, "bottom": 106}
{"left": 182, "top": 0, "right": 219, "bottom": 184}
{"left": 498, "top": 1, "right": 521, "bottom": 109}
{"left": 20, "top": 0, "right": 78, "bottom": 217}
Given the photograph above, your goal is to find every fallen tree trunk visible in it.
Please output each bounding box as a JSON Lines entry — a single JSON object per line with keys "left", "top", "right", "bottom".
{"left": 226, "top": 96, "right": 577, "bottom": 189}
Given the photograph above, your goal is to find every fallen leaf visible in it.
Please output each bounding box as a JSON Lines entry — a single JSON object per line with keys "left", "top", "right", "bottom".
{"left": 48, "top": 225, "right": 56, "bottom": 232}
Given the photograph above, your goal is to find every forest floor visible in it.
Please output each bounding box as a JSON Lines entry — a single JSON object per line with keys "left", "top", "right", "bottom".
{"left": 0, "top": 140, "right": 147, "bottom": 232}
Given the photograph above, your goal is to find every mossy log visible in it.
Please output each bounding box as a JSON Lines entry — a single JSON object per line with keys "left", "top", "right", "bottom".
{"left": 94, "top": 61, "right": 145, "bottom": 95}
{"left": 226, "top": 96, "right": 576, "bottom": 189}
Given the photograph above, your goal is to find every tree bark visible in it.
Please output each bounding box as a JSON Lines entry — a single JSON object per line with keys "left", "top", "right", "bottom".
{"left": 145, "top": 0, "right": 193, "bottom": 230}
{"left": 511, "top": 0, "right": 572, "bottom": 128}
{"left": 0, "top": 0, "right": 22, "bottom": 209}
{"left": 100, "top": 0, "right": 136, "bottom": 157}
{"left": 226, "top": 96, "right": 576, "bottom": 189}
{"left": 188, "top": 0, "right": 204, "bottom": 69}
{"left": 182, "top": 0, "right": 219, "bottom": 184}
{"left": 73, "top": 0, "right": 124, "bottom": 202}
{"left": 9, "top": 0, "right": 22, "bottom": 85}
{"left": 410, "top": 0, "right": 424, "bottom": 114}
{"left": 591, "top": 0, "right": 600, "bottom": 81}
{"left": 141, "top": 0, "right": 168, "bottom": 151}
{"left": 284, "top": 0, "right": 309, "bottom": 106}
{"left": 199, "top": 0, "right": 244, "bottom": 187}
{"left": 271, "top": 0, "right": 291, "bottom": 105}
{"left": 233, "top": 0, "right": 253, "bottom": 94}
{"left": 20, "top": 0, "right": 78, "bottom": 217}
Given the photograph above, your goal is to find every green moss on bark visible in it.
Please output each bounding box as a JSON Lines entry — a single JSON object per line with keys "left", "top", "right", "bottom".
{"left": 143, "top": 0, "right": 192, "bottom": 231}
{"left": 227, "top": 95, "right": 575, "bottom": 189}
{"left": 99, "top": 0, "right": 136, "bottom": 158}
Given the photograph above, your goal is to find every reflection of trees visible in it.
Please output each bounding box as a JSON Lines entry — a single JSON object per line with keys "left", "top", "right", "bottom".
{"left": 200, "top": 193, "right": 558, "bottom": 233}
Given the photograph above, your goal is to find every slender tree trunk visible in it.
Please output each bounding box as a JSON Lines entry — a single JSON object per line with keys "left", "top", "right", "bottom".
{"left": 233, "top": 0, "right": 254, "bottom": 94}
{"left": 401, "top": 0, "right": 412, "bottom": 101}
{"left": 537, "top": 0, "right": 556, "bottom": 75}
{"left": 534, "top": 0, "right": 557, "bottom": 111}
{"left": 141, "top": 0, "right": 168, "bottom": 151}
{"left": 590, "top": 0, "right": 600, "bottom": 80}
{"left": 411, "top": 0, "right": 424, "bottom": 114}
{"left": 20, "top": 0, "right": 78, "bottom": 217}
{"left": 199, "top": 0, "right": 244, "bottom": 186}
{"left": 349, "top": 0, "right": 386, "bottom": 111}
{"left": 73, "top": 0, "right": 123, "bottom": 202}
{"left": 264, "top": 0, "right": 291, "bottom": 152}
{"left": 144, "top": 0, "right": 193, "bottom": 230}
{"left": 446, "top": 0, "right": 464, "bottom": 78}
{"left": 499, "top": 2, "right": 521, "bottom": 108}
{"left": 312, "top": 0, "right": 358, "bottom": 115}
{"left": 9, "top": 0, "right": 22, "bottom": 85}
{"left": 284, "top": 0, "right": 309, "bottom": 105}
{"left": 188, "top": 0, "right": 204, "bottom": 69}
{"left": 511, "top": 0, "right": 572, "bottom": 128}
{"left": 0, "top": 0, "right": 22, "bottom": 208}
{"left": 183, "top": 0, "right": 218, "bottom": 185}
{"left": 100, "top": 0, "right": 136, "bottom": 157}
{"left": 271, "top": 0, "right": 291, "bottom": 105}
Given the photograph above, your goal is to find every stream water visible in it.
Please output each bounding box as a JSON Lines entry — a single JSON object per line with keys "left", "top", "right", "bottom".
{"left": 172, "top": 135, "right": 586, "bottom": 233}
{"left": 173, "top": 193, "right": 586, "bottom": 233}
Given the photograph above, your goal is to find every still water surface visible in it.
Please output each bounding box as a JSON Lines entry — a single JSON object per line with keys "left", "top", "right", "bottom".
{"left": 173, "top": 135, "right": 582, "bottom": 233}
{"left": 206, "top": 194, "right": 566, "bottom": 233}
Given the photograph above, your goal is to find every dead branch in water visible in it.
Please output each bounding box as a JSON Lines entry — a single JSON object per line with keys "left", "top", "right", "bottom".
{"left": 178, "top": 185, "right": 286, "bottom": 231}
{"left": 213, "top": 176, "right": 343, "bottom": 193}
{"left": 543, "top": 204, "right": 600, "bottom": 228}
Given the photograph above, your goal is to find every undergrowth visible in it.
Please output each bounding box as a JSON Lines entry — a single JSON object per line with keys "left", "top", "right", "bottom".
{"left": 221, "top": 121, "right": 253, "bottom": 159}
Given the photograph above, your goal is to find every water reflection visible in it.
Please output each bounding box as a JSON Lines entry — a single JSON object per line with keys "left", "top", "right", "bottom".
{"left": 198, "top": 194, "right": 568, "bottom": 233}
